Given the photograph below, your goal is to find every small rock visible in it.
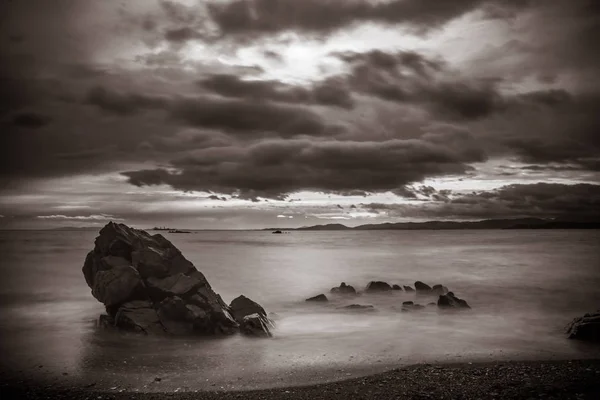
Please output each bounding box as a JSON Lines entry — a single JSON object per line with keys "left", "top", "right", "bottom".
{"left": 414, "top": 281, "right": 432, "bottom": 293}
{"left": 339, "top": 304, "right": 375, "bottom": 311}
{"left": 306, "top": 294, "right": 328, "bottom": 302}
{"left": 438, "top": 292, "right": 471, "bottom": 309}
{"left": 330, "top": 282, "right": 357, "bottom": 295}
{"left": 365, "top": 281, "right": 392, "bottom": 293}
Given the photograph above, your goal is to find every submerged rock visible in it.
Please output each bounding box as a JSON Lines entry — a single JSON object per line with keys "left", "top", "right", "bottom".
{"left": 566, "top": 311, "right": 600, "bottom": 342}
{"left": 306, "top": 294, "right": 328, "bottom": 302}
{"left": 365, "top": 281, "right": 392, "bottom": 293}
{"left": 339, "top": 304, "right": 375, "bottom": 311}
{"left": 401, "top": 302, "right": 425, "bottom": 312}
{"left": 330, "top": 282, "right": 357, "bottom": 295}
{"left": 83, "top": 222, "right": 270, "bottom": 337}
{"left": 437, "top": 292, "right": 471, "bottom": 309}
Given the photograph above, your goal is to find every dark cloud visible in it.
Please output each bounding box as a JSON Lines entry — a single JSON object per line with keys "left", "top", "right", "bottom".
{"left": 206, "top": 0, "right": 528, "bottom": 36}
{"left": 335, "top": 50, "right": 505, "bottom": 120}
{"left": 495, "top": 93, "right": 600, "bottom": 169}
{"left": 198, "top": 74, "right": 354, "bottom": 108}
{"left": 164, "top": 27, "right": 202, "bottom": 43}
{"left": 86, "top": 86, "right": 170, "bottom": 116}
{"left": 364, "top": 183, "right": 600, "bottom": 221}
{"left": 122, "top": 127, "right": 485, "bottom": 199}
{"left": 517, "top": 89, "right": 572, "bottom": 106}
{"left": 1, "top": 0, "right": 599, "bottom": 229}
{"left": 11, "top": 112, "right": 51, "bottom": 128}
{"left": 391, "top": 186, "right": 418, "bottom": 199}
{"left": 169, "top": 96, "right": 333, "bottom": 136}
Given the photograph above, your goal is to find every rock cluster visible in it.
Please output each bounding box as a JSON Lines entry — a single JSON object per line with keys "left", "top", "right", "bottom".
{"left": 83, "top": 222, "right": 272, "bottom": 337}
{"left": 305, "top": 280, "right": 471, "bottom": 313}
{"left": 566, "top": 311, "right": 600, "bottom": 342}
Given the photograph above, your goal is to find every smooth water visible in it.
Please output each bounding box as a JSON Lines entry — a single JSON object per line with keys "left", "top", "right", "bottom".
{"left": 1, "top": 229, "right": 599, "bottom": 390}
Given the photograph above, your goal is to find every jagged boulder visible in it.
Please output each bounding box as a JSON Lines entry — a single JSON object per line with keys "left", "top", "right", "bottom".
{"left": 438, "top": 292, "right": 471, "bottom": 309}
{"left": 306, "top": 294, "right": 328, "bottom": 302}
{"left": 330, "top": 282, "right": 357, "bottom": 295}
{"left": 566, "top": 311, "right": 600, "bottom": 342}
{"left": 83, "top": 222, "right": 269, "bottom": 337}
{"left": 229, "top": 295, "right": 274, "bottom": 337}
{"left": 365, "top": 281, "right": 392, "bottom": 293}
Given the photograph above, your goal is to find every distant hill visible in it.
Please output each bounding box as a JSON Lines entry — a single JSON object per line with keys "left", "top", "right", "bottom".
{"left": 296, "top": 223, "right": 351, "bottom": 231}
{"left": 272, "top": 218, "right": 600, "bottom": 231}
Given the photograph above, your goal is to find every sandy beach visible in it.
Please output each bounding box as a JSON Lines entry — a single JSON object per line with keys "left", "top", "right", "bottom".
{"left": 2, "top": 359, "right": 600, "bottom": 399}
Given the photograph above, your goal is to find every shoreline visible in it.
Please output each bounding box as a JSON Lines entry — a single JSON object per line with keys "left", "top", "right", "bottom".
{"left": 2, "top": 359, "right": 600, "bottom": 399}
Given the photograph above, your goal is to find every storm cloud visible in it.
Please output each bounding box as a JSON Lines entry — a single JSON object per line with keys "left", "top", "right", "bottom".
{"left": 122, "top": 128, "right": 485, "bottom": 199}
{"left": 1, "top": 0, "right": 599, "bottom": 228}
{"left": 365, "top": 183, "right": 600, "bottom": 221}
{"left": 198, "top": 74, "right": 354, "bottom": 109}
{"left": 207, "top": 0, "right": 529, "bottom": 36}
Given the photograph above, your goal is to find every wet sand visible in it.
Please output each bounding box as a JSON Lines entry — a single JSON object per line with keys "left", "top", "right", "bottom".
{"left": 2, "top": 359, "right": 600, "bottom": 399}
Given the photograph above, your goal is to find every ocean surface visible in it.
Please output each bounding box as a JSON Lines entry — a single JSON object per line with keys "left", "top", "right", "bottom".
{"left": 1, "top": 229, "right": 599, "bottom": 391}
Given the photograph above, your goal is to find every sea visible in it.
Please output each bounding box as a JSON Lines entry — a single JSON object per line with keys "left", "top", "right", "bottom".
{"left": 1, "top": 229, "right": 599, "bottom": 391}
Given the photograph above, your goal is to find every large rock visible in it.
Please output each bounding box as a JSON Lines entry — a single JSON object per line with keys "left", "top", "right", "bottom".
{"left": 437, "top": 292, "right": 471, "bottom": 309}
{"left": 330, "top": 282, "right": 357, "bottom": 295}
{"left": 83, "top": 222, "right": 271, "bottom": 337}
{"left": 365, "top": 281, "right": 392, "bottom": 293}
{"left": 230, "top": 295, "right": 274, "bottom": 337}
{"left": 566, "top": 311, "right": 600, "bottom": 342}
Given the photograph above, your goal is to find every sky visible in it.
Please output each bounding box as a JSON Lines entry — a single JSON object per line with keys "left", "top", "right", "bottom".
{"left": 1, "top": 0, "right": 599, "bottom": 229}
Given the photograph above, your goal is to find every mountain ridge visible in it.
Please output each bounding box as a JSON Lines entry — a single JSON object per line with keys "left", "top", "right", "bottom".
{"left": 263, "top": 218, "right": 600, "bottom": 231}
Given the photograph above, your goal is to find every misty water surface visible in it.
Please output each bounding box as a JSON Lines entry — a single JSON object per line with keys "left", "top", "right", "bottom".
{"left": 1, "top": 229, "right": 599, "bottom": 389}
